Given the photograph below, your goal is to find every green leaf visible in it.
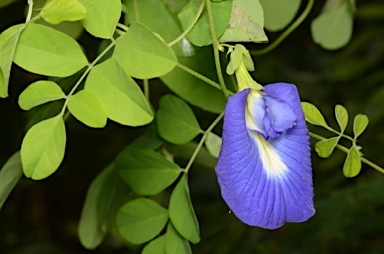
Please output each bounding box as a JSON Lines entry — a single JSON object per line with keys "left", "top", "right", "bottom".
{"left": 178, "top": 0, "right": 232, "bottom": 46}
{"left": 67, "top": 90, "right": 107, "bottom": 128}
{"left": 0, "top": 151, "right": 23, "bottom": 211}
{"left": 219, "top": 0, "right": 268, "bottom": 43}
{"left": 85, "top": 58, "right": 153, "bottom": 126}
{"left": 78, "top": 164, "right": 117, "bottom": 249}
{"left": 21, "top": 115, "right": 66, "bottom": 180}
{"left": 129, "top": 122, "right": 163, "bottom": 150}
{"left": 113, "top": 22, "right": 177, "bottom": 79}
{"left": 311, "top": 0, "right": 354, "bottom": 50}
{"left": 0, "top": 0, "right": 18, "bottom": 8}
{"left": 0, "top": 24, "right": 24, "bottom": 98}
{"left": 78, "top": 0, "right": 121, "bottom": 38}
{"left": 335, "top": 104, "right": 348, "bottom": 132}
{"left": 343, "top": 145, "right": 361, "bottom": 178}
{"left": 260, "top": 0, "right": 301, "bottom": 32}
{"left": 169, "top": 175, "right": 200, "bottom": 244}
{"left": 142, "top": 235, "right": 166, "bottom": 254}
{"left": 14, "top": 23, "right": 88, "bottom": 77}
{"left": 315, "top": 137, "right": 339, "bottom": 158}
{"left": 116, "top": 198, "right": 169, "bottom": 245}
{"left": 301, "top": 102, "right": 329, "bottom": 128}
{"left": 41, "top": 0, "right": 86, "bottom": 25}
{"left": 124, "top": 0, "right": 189, "bottom": 57}
{"left": 157, "top": 95, "right": 201, "bottom": 144}
{"left": 116, "top": 148, "right": 182, "bottom": 196}
{"left": 205, "top": 132, "right": 222, "bottom": 158}
{"left": 160, "top": 47, "right": 226, "bottom": 113}
{"left": 18, "top": 80, "right": 66, "bottom": 110}
{"left": 353, "top": 114, "right": 369, "bottom": 138}
{"left": 165, "top": 223, "right": 192, "bottom": 254}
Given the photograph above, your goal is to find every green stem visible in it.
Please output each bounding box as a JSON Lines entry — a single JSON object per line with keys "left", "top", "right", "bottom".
{"left": 176, "top": 62, "right": 223, "bottom": 91}
{"left": 324, "top": 126, "right": 355, "bottom": 142}
{"left": 251, "top": 0, "right": 315, "bottom": 55}
{"left": 26, "top": 0, "right": 34, "bottom": 23}
{"left": 205, "top": 0, "right": 229, "bottom": 99}
{"left": 117, "top": 23, "right": 128, "bottom": 31}
{"left": 133, "top": 0, "right": 140, "bottom": 21}
{"left": 309, "top": 132, "right": 384, "bottom": 174}
{"left": 185, "top": 112, "right": 224, "bottom": 173}
{"left": 168, "top": 1, "right": 205, "bottom": 47}
{"left": 60, "top": 37, "right": 121, "bottom": 116}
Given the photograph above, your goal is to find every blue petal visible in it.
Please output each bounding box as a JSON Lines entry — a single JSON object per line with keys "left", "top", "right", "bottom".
{"left": 215, "top": 83, "right": 315, "bottom": 229}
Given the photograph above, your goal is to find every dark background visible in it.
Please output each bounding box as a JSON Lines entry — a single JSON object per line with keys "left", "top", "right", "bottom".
{"left": 1, "top": 0, "right": 384, "bottom": 253}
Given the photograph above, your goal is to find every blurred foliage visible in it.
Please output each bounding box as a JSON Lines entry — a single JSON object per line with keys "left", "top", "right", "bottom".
{"left": 1, "top": 0, "right": 384, "bottom": 253}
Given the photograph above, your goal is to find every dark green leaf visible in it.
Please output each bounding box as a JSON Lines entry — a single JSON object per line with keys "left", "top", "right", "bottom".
{"left": 165, "top": 222, "right": 192, "bottom": 254}
{"left": 0, "top": 151, "right": 22, "bottom": 211}
{"left": 157, "top": 95, "right": 201, "bottom": 144}
{"left": 169, "top": 175, "right": 200, "bottom": 244}
{"left": 116, "top": 198, "right": 169, "bottom": 245}
{"left": 160, "top": 47, "right": 226, "bottom": 113}
{"left": 78, "top": 164, "right": 117, "bottom": 249}
{"left": 116, "top": 148, "right": 182, "bottom": 196}
{"left": 178, "top": 0, "right": 232, "bottom": 46}
{"left": 260, "top": 0, "right": 301, "bottom": 32}
{"left": 142, "top": 235, "right": 166, "bottom": 254}
{"left": 311, "top": 1, "right": 354, "bottom": 50}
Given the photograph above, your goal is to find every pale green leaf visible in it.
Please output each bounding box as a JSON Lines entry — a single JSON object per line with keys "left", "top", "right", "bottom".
{"left": 301, "top": 102, "right": 329, "bottom": 128}
{"left": 157, "top": 95, "right": 201, "bottom": 144}
{"left": 178, "top": 0, "right": 232, "bottom": 46}
{"left": 142, "top": 235, "right": 166, "bottom": 254}
{"left": 0, "top": 24, "right": 24, "bottom": 98}
{"left": 14, "top": 23, "right": 88, "bottom": 77}
{"left": 0, "top": 151, "right": 22, "bottom": 211}
{"left": 78, "top": 164, "right": 116, "bottom": 249}
{"left": 343, "top": 145, "right": 361, "bottom": 177}
{"left": 165, "top": 223, "right": 192, "bottom": 254}
{"left": 219, "top": 0, "right": 268, "bottom": 43}
{"left": 67, "top": 90, "right": 107, "bottom": 128}
{"left": 41, "top": 0, "right": 86, "bottom": 25}
{"left": 311, "top": 1, "right": 354, "bottom": 50}
{"left": 160, "top": 47, "right": 226, "bottom": 113}
{"left": 353, "top": 114, "right": 369, "bottom": 138}
{"left": 78, "top": 0, "right": 121, "bottom": 38}
{"left": 116, "top": 198, "right": 169, "bottom": 245}
{"left": 113, "top": 22, "right": 177, "bottom": 79}
{"left": 226, "top": 44, "right": 255, "bottom": 75}
{"left": 335, "top": 104, "right": 348, "bottom": 132}
{"left": 21, "top": 115, "right": 66, "bottom": 180}
{"left": 205, "top": 132, "right": 222, "bottom": 158}
{"left": 85, "top": 58, "right": 153, "bottom": 126}
{"left": 169, "top": 175, "right": 200, "bottom": 244}
{"left": 260, "top": 0, "right": 301, "bottom": 32}
{"left": 315, "top": 137, "right": 339, "bottom": 158}
{"left": 18, "top": 80, "right": 66, "bottom": 110}
{"left": 124, "top": 0, "right": 189, "bottom": 57}
{"left": 116, "top": 148, "right": 182, "bottom": 196}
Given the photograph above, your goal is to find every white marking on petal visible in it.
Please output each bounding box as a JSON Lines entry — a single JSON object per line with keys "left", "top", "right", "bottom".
{"left": 245, "top": 90, "right": 266, "bottom": 135}
{"left": 250, "top": 132, "right": 288, "bottom": 179}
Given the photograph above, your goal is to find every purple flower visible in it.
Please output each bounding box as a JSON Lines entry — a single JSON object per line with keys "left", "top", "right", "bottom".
{"left": 215, "top": 83, "right": 315, "bottom": 229}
